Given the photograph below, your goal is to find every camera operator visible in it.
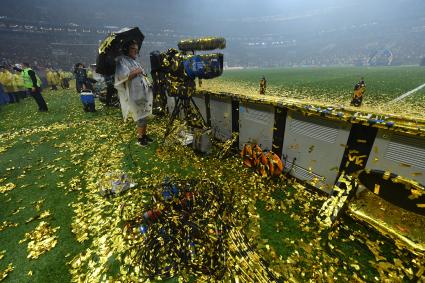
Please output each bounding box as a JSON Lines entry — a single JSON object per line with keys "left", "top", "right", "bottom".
{"left": 74, "top": 63, "right": 96, "bottom": 93}
{"left": 115, "top": 40, "right": 153, "bottom": 147}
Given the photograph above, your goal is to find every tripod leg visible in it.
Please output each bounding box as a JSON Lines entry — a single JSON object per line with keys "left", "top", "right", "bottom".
{"left": 163, "top": 97, "right": 181, "bottom": 139}
{"left": 189, "top": 97, "right": 207, "bottom": 129}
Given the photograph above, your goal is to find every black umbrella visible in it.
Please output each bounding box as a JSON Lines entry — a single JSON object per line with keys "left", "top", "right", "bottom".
{"left": 96, "top": 27, "right": 145, "bottom": 76}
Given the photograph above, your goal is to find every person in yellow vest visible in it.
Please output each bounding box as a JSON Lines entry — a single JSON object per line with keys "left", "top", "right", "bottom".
{"left": 2, "top": 68, "right": 18, "bottom": 103}
{"left": 17, "top": 68, "right": 27, "bottom": 98}
{"left": 47, "top": 68, "right": 58, "bottom": 90}
{"left": 0, "top": 69, "right": 7, "bottom": 88}
{"left": 0, "top": 68, "right": 8, "bottom": 105}
{"left": 46, "top": 68, "right": 54, "bottom": 89}
{"left": 59, "top": 70, "right": 64, "bottom": 89}
{"left": 59, "top": 70, "right": 70, "bottom": 89}
{"left": 54, "top": 71, "right": 61, "bottom": 90}
{"left": 87, "top": 68, "right": 93, "bottom": 80}
{"left": 19, "top": 63, "right": 48, "bottom": 112}
{"left": 66, "top": 71, "right": 73, "bottom": 89}
{"left": 0, "top": 69, "right": 7, "bottom": 103}
{"left": 11, "top": 68, "right": 23, "bottom": 102}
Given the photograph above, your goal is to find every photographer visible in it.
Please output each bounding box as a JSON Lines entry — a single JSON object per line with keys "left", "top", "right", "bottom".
{"left": 74, "top": 63, "right": 96, "bottom": 93}
{"left": 351, "top": 77, "right": 366, "bottom": 107}
{"left": 259, "top": 76, "right": 267, "bottom": 95}
{"left": 115, "top": 40, "right": 153, "bottom": 146}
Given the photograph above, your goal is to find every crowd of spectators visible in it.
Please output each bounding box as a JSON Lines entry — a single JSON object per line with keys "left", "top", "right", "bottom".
{"left": 1, "top": 17, "right": 424, "bottom": 73}
{"left": 0, "top": 29, "right": 100, "bottom": 71}
{"left": 226, "top": 37, "right": 425, "bottom": 68}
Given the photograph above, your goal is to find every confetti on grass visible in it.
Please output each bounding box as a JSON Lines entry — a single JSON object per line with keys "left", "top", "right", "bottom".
{"left": 0, "top": 264, "right": 13, "bottom": 282}
{"left": 0, "top": 183, "right": 16, "bottom": 194}
{"left": 0, "top": 221, "right": 18, "bottom": 232}
{"left": 19, "top": 221, "right": 60, "bottom": 259}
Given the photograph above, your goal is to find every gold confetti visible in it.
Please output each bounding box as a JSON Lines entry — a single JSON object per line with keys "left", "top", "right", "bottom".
{"left": 0, "top": 183, "right": 16, "bottom": 193}
{"left": 32, "top": 199, "right": 45, "bottom": 212}
{"left": 374, "top": 184, "right": 381, "bottom": 195}
{"left": 3, "top": 87, "right": 424, "bottom": 282}
{"left": 383, "top": 171, "right": 391, "bottom": 180}
{"left": 409, "top": 189, "right": 423, "bottom": 200}
{"left": 0, "top": 264, "right": 13, "bottom": 281}
{"left": 25, "top": 210, "right": 52, "bottom": 224}
{"left": 20, "top": 221, "right": 60, "bottom": 259}
{"left": 0, "top": 221, "right": 18, "bottom": 232}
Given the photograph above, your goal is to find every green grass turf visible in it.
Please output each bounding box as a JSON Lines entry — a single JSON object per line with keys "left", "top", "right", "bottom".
{"left": 256, "top": 187, "right": 378, "bottom": 280}
{"left": 0, "top": 88, "right": 133, "bottom": 280}
{"left": 218, "top": 66, "right": 425, "bottom": 102}
{"left": 0, "top": 84, "right": 422, "bottom": 281}
{"left": 0, "top": 89, "right": 197, "bottom": 282}
{"left": 0, "top": 89, "right": 104, "bottom": 282}
{"left": 255, "top": 184, "right": 422, "bottom": 281}
{"left": 0, "top": 129, "right": 89, "bottom": 282}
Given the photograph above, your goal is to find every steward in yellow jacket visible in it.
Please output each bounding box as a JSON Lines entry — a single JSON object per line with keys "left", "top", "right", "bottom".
{"left": 46, "top": 69, "right": 58, "bottom": 90}
{"left": 12, "top": 69, "right": 25, "bottom": 100}
{"left": 1, "top": 69, "right": 20, "bottom": 103}
{"left": 59, "top": 70, "right": 71, "bottom": 89}
{"left": 20, "top": 63, "right": 48, "bottom": 112}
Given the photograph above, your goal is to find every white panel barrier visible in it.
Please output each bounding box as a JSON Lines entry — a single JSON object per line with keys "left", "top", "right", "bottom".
{"left": 366, "top": 129, "right": 425, "bottom": 186}
{"left": 164, "top": 91, "right": 425, "bottom": 194}
{"left": 238, "top": 102, "right": 275, "bottom": 151}
{"left": 191, "top": 94, "right": 208, "bottom": 124}
{"left": 282, "top": 111, "right": 351, "bottom": 192}
{"left": 210, "top": 96, "right": 233, "bottom": 141}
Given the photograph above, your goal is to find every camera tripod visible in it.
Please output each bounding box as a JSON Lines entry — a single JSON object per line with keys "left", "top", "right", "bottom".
{"left": 163, "top": 95, "right": 207, "bottom": 140}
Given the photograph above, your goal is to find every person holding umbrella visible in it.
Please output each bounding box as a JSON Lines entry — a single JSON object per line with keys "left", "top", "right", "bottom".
{"left": 115, "top": 39, "right": 153, "bottom": 146}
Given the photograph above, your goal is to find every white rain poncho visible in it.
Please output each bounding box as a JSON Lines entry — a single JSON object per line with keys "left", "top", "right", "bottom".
{"left": 114, "top": 55, "right": 153, "bottom": 122}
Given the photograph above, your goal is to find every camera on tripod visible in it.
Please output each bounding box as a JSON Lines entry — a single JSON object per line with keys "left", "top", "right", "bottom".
{"left": 150, "top": 37, "right": 226, "bottom": 99}
{"left": 150, "top": 37, "right": 226, "bottom": 150}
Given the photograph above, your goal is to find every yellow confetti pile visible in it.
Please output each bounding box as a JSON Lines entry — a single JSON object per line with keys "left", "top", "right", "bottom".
{"left": 19, "top": 221, "right": 60, "bottom": 259}
{"left": 0, "top": 183, "right": 16, "bottom": 194}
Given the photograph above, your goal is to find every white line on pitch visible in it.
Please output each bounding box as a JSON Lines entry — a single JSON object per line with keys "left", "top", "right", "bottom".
{"left": 390, "top": 82, "right": 425, "bottom": 103}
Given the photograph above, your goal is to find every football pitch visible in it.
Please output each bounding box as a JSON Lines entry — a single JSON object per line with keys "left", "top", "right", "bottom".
{"left": 1, "top": 85, "right": 424, "bottom": 282}
{"left": 203, "top": 66, "right": 425, "bottom": 118}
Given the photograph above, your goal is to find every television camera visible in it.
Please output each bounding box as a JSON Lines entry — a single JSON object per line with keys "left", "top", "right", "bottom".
{"left": 149, "top": 37, "right": 226, "bottom": 138}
